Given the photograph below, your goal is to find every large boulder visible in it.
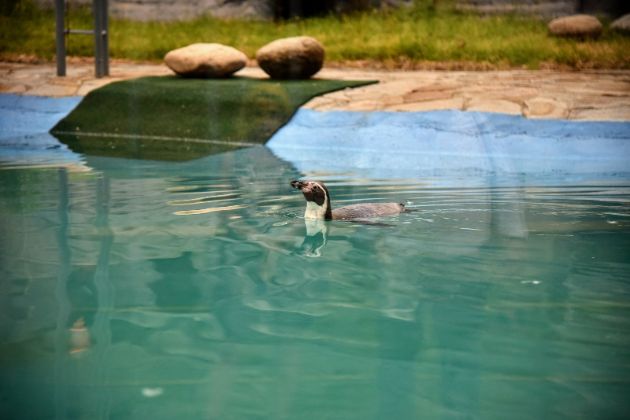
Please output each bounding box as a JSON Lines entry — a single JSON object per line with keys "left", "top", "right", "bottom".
{"left": 548, "top": 14, "right": 602, "bottom": 38}
{"left": 164, "top": 43, "right": 247, "bottom": 78}
{"left": 611, "top": 14, "right": 630, "bottom": 34}
{"left": 256, "top": 36, "right": 325, "bottom": 79}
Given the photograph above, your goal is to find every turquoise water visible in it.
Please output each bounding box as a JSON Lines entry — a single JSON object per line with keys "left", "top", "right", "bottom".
{"left": 1, "top": 145, "right": 629, "bottom": 419}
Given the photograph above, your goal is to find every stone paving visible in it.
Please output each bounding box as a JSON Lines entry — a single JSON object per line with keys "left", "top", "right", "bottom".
{"left": 1, "top": 60, "right": 629, "bottom": 121}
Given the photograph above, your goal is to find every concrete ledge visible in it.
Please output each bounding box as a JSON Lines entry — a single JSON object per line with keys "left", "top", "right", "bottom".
{"left": 267, "top": 108, "right": 630, "bottom": 184}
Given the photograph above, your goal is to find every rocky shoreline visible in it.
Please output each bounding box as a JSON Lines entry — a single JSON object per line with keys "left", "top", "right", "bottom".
{"left": 1, "top": 60, "right": 629, "bottom": 121}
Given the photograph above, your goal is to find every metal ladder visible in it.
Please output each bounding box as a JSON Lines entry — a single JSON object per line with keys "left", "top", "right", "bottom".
{"left": 55, "top": 0, "right": 109, "bottom": 78}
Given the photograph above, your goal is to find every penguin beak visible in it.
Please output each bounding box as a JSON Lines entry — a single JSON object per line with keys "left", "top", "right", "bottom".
{"left": 291, "top": 180, "right": 305, "bottom": 190}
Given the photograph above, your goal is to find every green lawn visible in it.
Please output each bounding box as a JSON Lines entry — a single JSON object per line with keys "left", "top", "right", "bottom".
{"left": 1, "top": 1, "right": 629, "bottom": 69}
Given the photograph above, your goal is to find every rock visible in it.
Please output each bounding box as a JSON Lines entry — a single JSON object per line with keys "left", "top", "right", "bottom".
{"left": 466, "top": 98, "right": 522, "bottom": 115}
{"left": 523, "top": 98, "right": 568, "bottom": 119}
{"left": 611, "top": 14, "right": 630, "bottom": 34}
{"left": 548, "top": 14, "right": 602, "bottom": 38}
{"left": 389, "top": 97, "right": 465, "bottom": 112}
{"left": 164, "top": 43, "right": 247, "bottom": 78}
{"left": 256, "top": 36, "right": 325, "bottom": 79}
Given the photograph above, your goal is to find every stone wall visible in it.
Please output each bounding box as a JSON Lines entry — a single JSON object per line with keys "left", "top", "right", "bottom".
{"left": 457, "top": 0, "right": 628, "bottom": 18}
{"left": 34, "top": 0, "right": 411, "bottom": 21}
{"left": 456, "top": 0, "right": 578, "bottom": 18}
{"left": 111, "top": 0, "right": 274, "bottom": 21}
{"left": 34, "top": 0, "right": 274, "bottom": 20}
{"left": 31, "top": 0, "right": 630, "bottom": 21}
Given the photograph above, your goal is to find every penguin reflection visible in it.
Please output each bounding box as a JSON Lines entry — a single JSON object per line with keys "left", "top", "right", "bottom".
{"left": 297, "top": 219, "right": 328, "bottom": 257}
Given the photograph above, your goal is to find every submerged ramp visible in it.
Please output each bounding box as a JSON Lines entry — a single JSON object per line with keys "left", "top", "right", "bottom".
{"left": 0, "top": 94, "right": 84, "bottom": 169}
{"left": 51, "top": 76, "right": 374, "bottom": 161}
{"left": 267, "top": 109, "right": 630, "bottom": 185}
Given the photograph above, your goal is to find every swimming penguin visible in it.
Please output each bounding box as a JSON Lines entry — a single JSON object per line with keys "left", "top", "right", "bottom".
{"left": 291, "top": 180, "right": 405, "bottom": 220}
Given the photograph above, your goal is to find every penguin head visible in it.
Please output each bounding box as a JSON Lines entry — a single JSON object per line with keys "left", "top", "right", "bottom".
{"left": 291, "top": 180, "right": 332, "bottom": 220}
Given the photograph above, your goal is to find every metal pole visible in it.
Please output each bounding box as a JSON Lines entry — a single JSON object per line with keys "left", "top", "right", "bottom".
{"left": 93, "top": 0, "right": 103, "bottom": 77}
{"left": 102, "top": 0, "right": 109, "bottom": 76}
{"left": 55, "top": 0, "right": 66, "bottom": 76}
{"left": 93, "top": 0, "right": 109, "bottom": 78}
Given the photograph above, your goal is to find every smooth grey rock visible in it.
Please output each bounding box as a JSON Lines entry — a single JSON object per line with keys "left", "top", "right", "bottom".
{"left": 164, "top": 43, "right": 247, "bottom": 78}
{"left": 548, "top": 14, "right": 602, "bottom": 38}
{"left": 256, "top": 36, "right": 325, "bottom": 80}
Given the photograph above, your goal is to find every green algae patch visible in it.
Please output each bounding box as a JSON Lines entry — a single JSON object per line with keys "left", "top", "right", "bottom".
{"left": 51, "top": 76, "right": 374, "bottom": 161}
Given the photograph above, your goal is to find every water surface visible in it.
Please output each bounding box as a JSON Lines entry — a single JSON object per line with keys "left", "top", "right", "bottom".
{"left": 1, "top": 146, "right": 629, "bottom": 419}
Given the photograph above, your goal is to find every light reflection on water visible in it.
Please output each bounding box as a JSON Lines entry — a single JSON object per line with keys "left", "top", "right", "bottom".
{"left": 1, "top": 146, "right": 630, "bottom": 419}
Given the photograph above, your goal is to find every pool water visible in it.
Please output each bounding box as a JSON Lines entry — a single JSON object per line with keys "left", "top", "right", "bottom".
{"left": 1, "top": 144, "right": 629, "bottom": 419}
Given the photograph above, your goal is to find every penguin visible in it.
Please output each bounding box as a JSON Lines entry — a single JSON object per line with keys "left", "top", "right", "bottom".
{"left": 291, "top": 180, "right": 405, "bottom": 220}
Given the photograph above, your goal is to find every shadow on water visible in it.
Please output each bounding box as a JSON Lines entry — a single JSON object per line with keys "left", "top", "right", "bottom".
{"left": 53, "top": 131, "right": 245, "bottom": 161}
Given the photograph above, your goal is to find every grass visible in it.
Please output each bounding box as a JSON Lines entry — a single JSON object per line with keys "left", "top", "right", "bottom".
{"left": 1, "top": 0, "right": 629, "bottom": 69}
